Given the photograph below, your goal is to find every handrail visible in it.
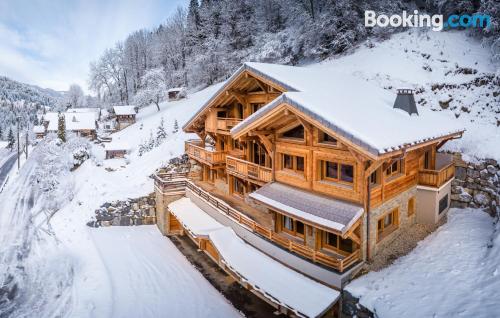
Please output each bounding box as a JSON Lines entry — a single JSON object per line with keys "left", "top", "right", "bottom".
{"left": 154, "top": 172, "right": 360, "bottom": 272}
{"left": 185, "top": 140, "right": 227, "bottom": 165}
{"left": 226, "top": 155, "right": 272, "bottom": 183}
{"left": 418, "top": 161, "right": 454, "bottom": 187}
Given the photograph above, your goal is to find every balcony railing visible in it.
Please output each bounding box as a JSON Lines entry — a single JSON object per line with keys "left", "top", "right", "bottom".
{"left": 185, "top": 140, "right": 226, "bottom": 166}
{"left": 216, "top": 117, "right": 242, "bottom": 132}
{"left": 418, "top": 153, "right": 455, "bottom": 187}
{"left": 154, "top": 170, "right": 360, "bottom": 273}
{"left": 226, "top": 156, "right": 273, "bottom": 184}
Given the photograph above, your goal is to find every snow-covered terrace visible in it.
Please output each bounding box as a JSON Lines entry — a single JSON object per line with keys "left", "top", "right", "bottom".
{"left": 169, "top": 197, "right": 340, "bottom": 317}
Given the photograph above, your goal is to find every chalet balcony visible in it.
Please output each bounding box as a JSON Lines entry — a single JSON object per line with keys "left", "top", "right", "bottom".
{"left": 216, "top": 117, "right": 243, "bottom": 133}
{"left": 226, "top": 156, "right": 273, "bottom": 184}
{"left": 185, "top": 140, "right": 226, "bottom": 167}
{"left": 418, "top": 153, "right": 455, "bottom": 188}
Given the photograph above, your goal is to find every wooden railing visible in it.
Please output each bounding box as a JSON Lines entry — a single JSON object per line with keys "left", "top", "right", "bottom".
{"left": 185, "top": 140, "right": 226, "bottom": 166}
{"left": 216, "top": 118, "right": 242, "bottom": 132}
{"left": 418, "top": 158, "right": 455, "bottom": 188}
{"left": 152, "top": 174, "right": 360, "bottom": 272}
{"left": 226, "top": 156, "right": 273, "bottom": 183}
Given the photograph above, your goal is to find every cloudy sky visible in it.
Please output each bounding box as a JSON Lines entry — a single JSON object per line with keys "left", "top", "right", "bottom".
{"left": 0, "top": 0, "right": 185, "bottom": 93}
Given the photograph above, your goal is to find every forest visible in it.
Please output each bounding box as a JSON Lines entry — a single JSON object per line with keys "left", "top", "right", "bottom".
{"left": 88, "top": 0, "right": 499, "bottom": 106}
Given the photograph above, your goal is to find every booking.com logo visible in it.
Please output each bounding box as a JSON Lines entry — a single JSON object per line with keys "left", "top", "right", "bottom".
{"left": 365, "top": 10, "right": 491, "bottom": 31}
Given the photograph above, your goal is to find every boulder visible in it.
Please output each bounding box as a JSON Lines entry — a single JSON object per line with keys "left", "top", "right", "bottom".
{"left": 485, "top": 158, "right": 498, "bottom": 166}
{"left": 474, "top": 192, "right": 491, "bottom": 206}
{"left": 451, "top": 185, "right": 463, "bottom": 194}
{"left": 452, "top": 192, "right": 472, "bottom": 203}
{"left": 486, "top": 165, "right": 497, "bottom": 175}
{"left": 455, "top": 166, "right": 467, "bottom": 181}
{"left": 480, "top": 169, "right": 489, "bottom": 179}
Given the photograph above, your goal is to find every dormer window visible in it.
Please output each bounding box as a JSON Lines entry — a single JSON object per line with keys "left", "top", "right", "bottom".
{"left": 319, "top": 131, "right": 337, "bottom": 145}
{"left": 386, "top": 159, "right": 403, "bottom": 177}
{"left": 282, "top": 125, "right": 304, "bottom": 139}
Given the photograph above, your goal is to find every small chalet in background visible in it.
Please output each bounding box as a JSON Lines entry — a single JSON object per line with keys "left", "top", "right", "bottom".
{"left": 167, "top": 87, "right": 187, "bottom": 101}
{"left": 113, "top": 106, "right": 136, "bottom": 130}
{"left": 33, "top": 125, "right": 45, "bottom": 139}
{"left": 104, "top": 141, "right": 130, "bottom": 159}
{"left": 45, "top": 112, "right": 97, "bottom": 139}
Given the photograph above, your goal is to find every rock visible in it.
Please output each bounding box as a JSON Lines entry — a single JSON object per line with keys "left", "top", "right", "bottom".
{"left": 474, "top": 192, "right": 491, "bottom": 206}
{"left": 486, "top": 165, "right": 497, "bottom": 175}
{"left": 485, "top": 158, "right": 498, "bottom": 166}
{"left": 455, "top": 166, "right": 467, "bottom": 181}
{"left": 451, "top": 185, "right": 463, "bottom": 194}
{"left": 452, "top": 192, "right": 472, "bottom": 203}
{"left": 467, "top": 169, "right": 480, "bottom": 179}
{"left": 480, "top": 169, "right": 489, "bottom": 179}
{"left": 451, "top": 201, "right": 469, "bottom": 209}
{"left": 101, "top": 220, "right": 112, "bottom": 227}
{"left": 120, "top": 216, "right": 131, "bottom": 226}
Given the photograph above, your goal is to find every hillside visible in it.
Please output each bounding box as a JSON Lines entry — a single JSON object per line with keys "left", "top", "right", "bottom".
{"left": 0, "top": 76, "right": 61, "bottom": 107}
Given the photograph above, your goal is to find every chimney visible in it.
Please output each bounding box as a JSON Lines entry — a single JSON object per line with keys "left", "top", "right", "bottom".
{"left": 393, "top": 88, "right": 418, "bottom": 115}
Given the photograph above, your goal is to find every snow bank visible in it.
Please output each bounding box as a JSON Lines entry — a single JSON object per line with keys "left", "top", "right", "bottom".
{"left": 346, "top": 208, "right": 500, "bottom": 318}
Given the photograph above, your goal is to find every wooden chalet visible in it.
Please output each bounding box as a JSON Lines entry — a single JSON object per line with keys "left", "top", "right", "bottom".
{"left": 155, "top": 62, "right": 464, "bottom": 295}
{"left": 104, "top": 141, "right": 130, "bottom": 159}
{"left": 113, "top": 106, "right": 136, "bottom": 130}
{"left": 45, "top": 112, "right": 97, "bottom": 140}
{"left": 167, "top": 87, "right": 187, "bottom": 101}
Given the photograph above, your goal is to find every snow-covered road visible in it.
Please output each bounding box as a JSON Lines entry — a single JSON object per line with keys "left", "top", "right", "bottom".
{"left": 90, "top": 226, "right": 239, "bottom": 318}
{"left": 0, "top": 149, "right": 17, "bottom": 190}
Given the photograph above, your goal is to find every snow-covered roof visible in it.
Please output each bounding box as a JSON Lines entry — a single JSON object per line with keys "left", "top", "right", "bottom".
{"left": 113, "top": 106, "right": 136, "bottom": 116}
{"left": 250, "top": 182, "right": 363, "bottom": 234}
{"left": 46, "top": 112, "right": 97, "bottom": 131}
{"left": 167, "top": 87, "right": 185, "bottom": 93}
{"left": 184, "top": 62, "right": 465, "bottom": 156}
{"left": 33, "top": 125, "right": 45, "bottom": 134}
{"left": 168, "top": 197, "right": 340, "bottom": 317}
{"left": 67, "top": 107, "right": 100, "bottom": 120}
{"left": 104, "top": 141, "right": 130, "bottom": 152}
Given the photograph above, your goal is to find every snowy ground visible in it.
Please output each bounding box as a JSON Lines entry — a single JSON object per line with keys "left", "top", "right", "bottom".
{"left": 346, "top": 209, "right": 500, "bottom": 318}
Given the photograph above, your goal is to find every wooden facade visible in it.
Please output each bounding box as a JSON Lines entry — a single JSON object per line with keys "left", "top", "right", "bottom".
{"left": 179, "top": 68, "right": 462, "bottom": 272}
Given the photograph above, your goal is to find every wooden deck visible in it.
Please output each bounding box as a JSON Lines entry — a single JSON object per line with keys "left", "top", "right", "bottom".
{"left": 226, "top": 156, "right": 273, "bottom": 184}
{"left": 185, "top": 140, "right": 226, "bottom": 167}
{"left": 418, "top": 153, "right": 455, "bottom": 187}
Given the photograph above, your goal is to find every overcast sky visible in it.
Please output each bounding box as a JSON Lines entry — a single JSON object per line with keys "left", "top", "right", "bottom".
{"left": 0, "top": 0, "right": 185, "bottom": 93}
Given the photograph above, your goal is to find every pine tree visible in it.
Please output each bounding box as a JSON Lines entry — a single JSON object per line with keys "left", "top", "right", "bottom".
{"left": 156, "top": 117, "right": 168, "bottom": 146}
{"left": 57, "top": 112, "right": 66, "bottom": 142}
{"left": 0, "top": 125, "right": 3, "bottom": 140}
{"left": 7, "top": 128, "right": 15, "bottom": 150}
{"left": 147, "top": 130, "right": 155, "bottom": 150}
{"left": 138, "top": 141, "right": 146, "bottom": 156}
{"left": 172, "top": 119, "right": 179, "bottom": 134}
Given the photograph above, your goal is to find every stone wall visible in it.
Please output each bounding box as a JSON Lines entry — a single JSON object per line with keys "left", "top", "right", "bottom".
{"left": 451, "top": 157, "right": 500, "bottom": 215}
{"left": 368, "top": 186, "right": 417, "bottom": 258}
{"left": 87, "top": 193, "right": 157, "bottom": 227}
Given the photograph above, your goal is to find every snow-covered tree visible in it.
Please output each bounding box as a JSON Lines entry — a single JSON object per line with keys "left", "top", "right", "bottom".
{"left": 147, "top": 130, "right": 155, "bottom": 150}
{"left": 172, "top": 119, "right": 179, "bottom": 134}
{"left": 57, "top": 113, "right": 66, "bottom": 142}
{"left": 156, "top": 117, "right": 168, "bottom": 146}
{"left": 66, "top": 84, "right": 85, "bottom": 109}
{"left": 134, "top": 68, "right": 167, "bottom": 111}
{"left": 7, "top": 128, "right": 14, "bottom": 150}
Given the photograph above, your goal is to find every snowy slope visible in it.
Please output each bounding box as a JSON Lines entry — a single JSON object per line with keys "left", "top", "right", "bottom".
{"left": 48, "top": 84, "right": 239, "bottom": 318}
{"left": 307, "top": 29, "right": 498, "bottom": 162}
{"left": 346, "top": 209, "right": 499, "bottom": 318}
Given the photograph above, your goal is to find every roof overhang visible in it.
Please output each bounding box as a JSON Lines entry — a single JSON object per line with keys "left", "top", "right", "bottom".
{"left": 182, "top": 63, "right": 293, "bottom": 133}
{"left": 249, "top": 182, "right": 364, "bottom": 236}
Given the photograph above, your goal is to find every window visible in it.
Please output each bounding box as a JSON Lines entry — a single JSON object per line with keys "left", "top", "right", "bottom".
{"left": 233, "top": 177, "right": 245, "bottom": 195}
{"left": 232, "top": 139, "right": 244, "bottom": 151}
{"left": 377, "top": 208, "right": 399, "bottom": 242}
{"left": 217, "top": 111, "right": 227, "bottom": 118}
{"left": 439, "top": 194, "right": 448, "bottom": 214}
{"left": 252, "top": 142, "right": 267, "bottom": 166}
{"left": 369, "top": 170, "right": 380, "bottom": 186}
{"left": 322, "top": 161, "right": 354, "bottom": 184}
{"left": 281, "top": 154, "right": 305, "bottom": 174}
{"left": 386, "top": 159, "right": 403, "bottom": 177}
{"left": 319, "top": 132, "right": 337, "bottom": 145}
{"left": 424, "top": 150, "right": 431, "bottom": 169}
{"left": 251, "top": 103, "right": 263, "bottom": 113}
{"left": 236, "top": 103, "right": 243, "bottom": 119}
{"left": 281, "top": 215, "right": 305, "bottom": 238}
{"left": 282, "top": 125, "right": 304, "bottom": 139}
{"left": 408, "top": 197, "right": 416, "bottom": 216}
{"left": 323, "top": 231, "right": 354, "bottom": 253}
